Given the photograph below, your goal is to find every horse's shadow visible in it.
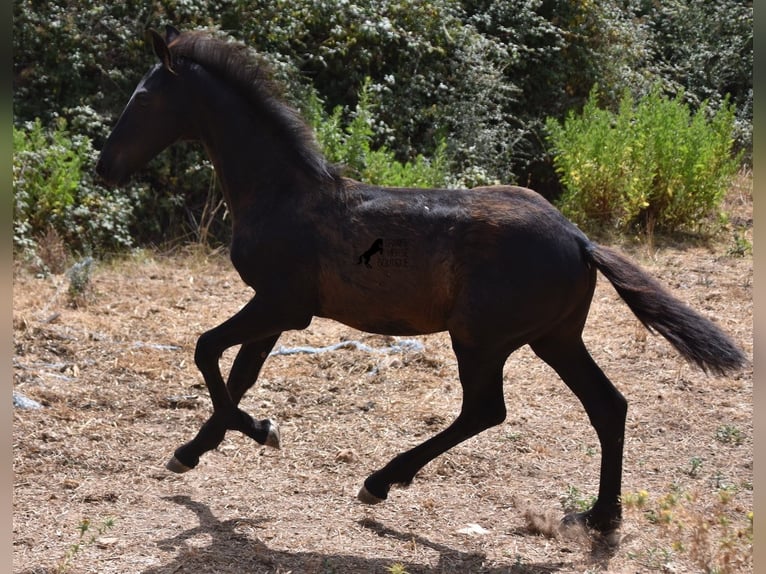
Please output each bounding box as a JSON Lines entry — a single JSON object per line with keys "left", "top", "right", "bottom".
{"left": 140, "top": 495, "right": 575, "bottom": 574}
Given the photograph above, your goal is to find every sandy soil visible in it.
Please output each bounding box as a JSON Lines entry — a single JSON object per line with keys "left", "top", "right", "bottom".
{"left": 13, "top": 184, "right": 752, "bottom": 573}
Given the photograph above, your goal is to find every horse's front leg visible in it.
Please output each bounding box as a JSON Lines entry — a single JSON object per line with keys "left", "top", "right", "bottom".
{"left": 167, "top": 297, "right": 309, "bottom": 473}
{"left": 227, "top": 335, "right": 282, "bottom": 404}
{"left": 167, "top": 336, "right": 282, "bottom": 473}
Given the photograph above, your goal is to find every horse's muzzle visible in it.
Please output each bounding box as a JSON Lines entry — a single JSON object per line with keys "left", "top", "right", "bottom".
{"left": 95, "top": 154, "right": 125, "bottom": 188}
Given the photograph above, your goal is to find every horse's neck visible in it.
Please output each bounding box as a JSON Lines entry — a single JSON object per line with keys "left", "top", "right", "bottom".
{"left": 196, "top": 101, "right": 269, "bottom": 208}
{"left": 191, "top": 76, "right": 312, "bottom": 222}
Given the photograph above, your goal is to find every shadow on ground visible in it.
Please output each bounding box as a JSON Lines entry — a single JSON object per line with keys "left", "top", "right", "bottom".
{"left": 135, "top": 495, "right": 570, "bottom": 574}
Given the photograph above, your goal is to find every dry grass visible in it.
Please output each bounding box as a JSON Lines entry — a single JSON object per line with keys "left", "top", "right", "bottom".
{"left": 13, "top": 183, "right": 751, "bottom": 573}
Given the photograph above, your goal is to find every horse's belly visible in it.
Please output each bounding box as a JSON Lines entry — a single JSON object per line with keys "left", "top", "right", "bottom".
{"left": 317, "top": 267, "right": 452, "bottom": 336}
{"left": 326, "top": 306, "right": 447, "bottom": 336}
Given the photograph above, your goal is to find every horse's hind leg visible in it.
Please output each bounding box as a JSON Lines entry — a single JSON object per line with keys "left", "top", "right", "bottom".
{"left": 530, "top": 335, "right": 627, "bottom": 542}
{"left": 359, "top": 341, "right": 508, "bottom": 503}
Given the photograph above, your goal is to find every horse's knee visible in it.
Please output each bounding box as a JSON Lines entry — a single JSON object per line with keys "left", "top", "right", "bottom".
{"left": 194, "top": 331, "right": 215, "bottom": 368}
{"left": 492, "top": 398, "right": 507, "bottom": 424}
{"left": 482, "top": 403, "right": 506, "bottom": 428}
{"left": 194, "top": 330, "right": 227, "bottom": 373}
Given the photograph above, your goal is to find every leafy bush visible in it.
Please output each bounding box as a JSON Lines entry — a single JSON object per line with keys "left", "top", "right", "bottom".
{"left": 13, "top": 118, "right": 141, "bottom": 259}
{"left": 13, "top": 0, "right": 224, "bottom": 247}
{"left": 304, "top": 79, "right": 450, "bottom": 188}
{"left": 239, "top": 0, "right": 465, "bottom": 155}
{"left": 546, "top": 86, "right": 741, "bottom": 234}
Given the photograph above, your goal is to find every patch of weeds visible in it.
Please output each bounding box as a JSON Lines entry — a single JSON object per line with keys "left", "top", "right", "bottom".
{"left": 645, "top": 491, "right": 681, "bottom": 526}
{"left": 717, "top": 485, "right": 737, "bottom": 505}
{"left": 684, "top": 487, "right": 752, "bottom": 573}
{"left": 715, "top": 425, "right": 745, "bottom": 446}
{"left": 56, "top": 516, "right": 116, "bottom": 573}
{"left": 727, "top": 227, "right": 752, "bottom": 257}
{"left": 711, "top": 472, "right": 731, "bottom": 490}
{"left": 626, "top": 546, "right": 675, "bottom": 571}
{"left": 387, "top": 564, "right": 411, "bottom": 574}
{"left": 624, "top": 484, "right": 752, "bottom": 573}
{"left": 622, "top": 489, "right": 650, "bottom": 510}
{"left": 66, "top": 256, "right": 94, "bottom": 308}
{"left": 36, "top": 226, "right": 70, "bottom": 275}
{"left": 685, "top": 456, "right": 703, "bottom": 478}
{"left": 505, "top": 431, "right": 522, "bottom": 443}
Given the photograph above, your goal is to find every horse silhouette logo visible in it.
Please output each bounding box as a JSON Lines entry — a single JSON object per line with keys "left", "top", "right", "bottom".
{"left": 357, "top": 238, "right": 383, "bottom": 268}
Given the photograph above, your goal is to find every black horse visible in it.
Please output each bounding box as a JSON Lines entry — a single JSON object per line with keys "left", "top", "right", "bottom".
{"left": 96, "top": 26, "right": 746, "bottom": 542}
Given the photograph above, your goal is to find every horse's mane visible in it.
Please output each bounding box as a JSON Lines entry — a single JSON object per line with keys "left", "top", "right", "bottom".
{"left": 168, "top": 30, "right": 338, "bottom": 182}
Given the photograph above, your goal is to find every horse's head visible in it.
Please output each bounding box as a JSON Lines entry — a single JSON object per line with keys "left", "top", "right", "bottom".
{"left": 96, "top": 25, "right": 191, "bottom": 186}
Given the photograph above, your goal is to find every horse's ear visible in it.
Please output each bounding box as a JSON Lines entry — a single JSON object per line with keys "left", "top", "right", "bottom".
{"left": 146, "top": 28, "right": 176, "bottom": 74}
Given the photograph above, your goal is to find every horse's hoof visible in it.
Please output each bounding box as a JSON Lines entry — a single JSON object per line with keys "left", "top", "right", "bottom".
{"left": 561, "top": 511, "right": 621, "bottom": 547}
{"left": 599, "top": 529, "right": 621, "bottom": 548}
{"left": 264, "top": 419, "right": 280, "bottom": 449}
{"left": 166, "top": 455, "right": 193, "bottom": 474}
{"left": 357, "top": 485, "right": 385, "bottom": 505}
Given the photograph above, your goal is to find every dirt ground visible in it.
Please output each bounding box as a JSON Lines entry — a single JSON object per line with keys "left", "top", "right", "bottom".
{"left": 13, "top": 182, "right": 752, "bottom": 573}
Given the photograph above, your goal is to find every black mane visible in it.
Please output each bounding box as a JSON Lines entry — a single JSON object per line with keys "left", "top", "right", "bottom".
{"left": 169, "top": 31, "right": 338, "bottom": 182}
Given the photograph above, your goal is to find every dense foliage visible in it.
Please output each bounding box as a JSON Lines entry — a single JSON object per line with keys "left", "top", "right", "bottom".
{"left": 306, "top": 79, "right": 450, "bottom": 188}
{"left": 13, "top": 118, "right": 141, "bottom": 259}
{"left": 632, "top": 0, "right": 753, "bottom": 163}
{"left": 12, "top": 0, "right": 752, "bottom": 254}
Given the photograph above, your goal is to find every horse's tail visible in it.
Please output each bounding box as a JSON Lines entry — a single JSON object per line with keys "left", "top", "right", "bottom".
{"left": 584, "top": 242, "right": 747, "bottom": 375}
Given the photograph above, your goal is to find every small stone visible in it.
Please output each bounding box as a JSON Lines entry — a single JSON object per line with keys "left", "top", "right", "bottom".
{"left": 13, "top": 392, "right": 43, "bottom": 410}
{"left": 96, "top": 537, "right": 119, "bottom": 549}
{"left": 457, "top": 523, "right": 489, "bottom": 536}
{"left": 335, "top": 449, "right": 357, "bottom": 463}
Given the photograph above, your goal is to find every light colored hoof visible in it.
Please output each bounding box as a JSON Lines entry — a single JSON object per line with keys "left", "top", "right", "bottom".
{"left": 166, "top": 456, "right": 193, "bottom": 474}
{"left": 357, "top": 485, "right": 385, "bottom": 505}
{"left": 264, "top": 419, "right": 281, "bottom": 449}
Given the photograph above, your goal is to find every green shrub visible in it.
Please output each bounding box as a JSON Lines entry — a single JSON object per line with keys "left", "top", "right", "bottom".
{"left": 546, "top": 86, "right": 741, "bottom": 234}
{"left": 304, "top": 79, "right": 449, "bottom": 189}
{"left": 364, "top": 141, "right": 449, "bottom": 189}
{"left": 13, "top": 117, "right": 141, "bottom": 259}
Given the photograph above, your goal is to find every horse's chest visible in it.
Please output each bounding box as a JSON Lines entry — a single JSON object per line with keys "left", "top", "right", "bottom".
{"left": 229, "top": 230, "right": 314, "bottom": 290}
